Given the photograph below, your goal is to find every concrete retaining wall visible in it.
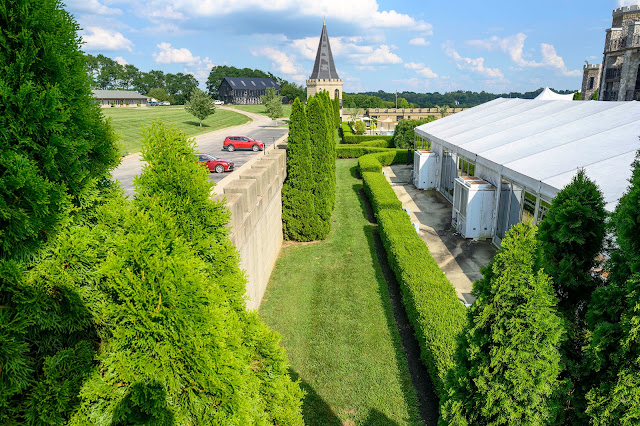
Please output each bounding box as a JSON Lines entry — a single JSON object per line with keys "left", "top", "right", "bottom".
{"left": 211, "top": 137, "right": 287, "bottom": 310}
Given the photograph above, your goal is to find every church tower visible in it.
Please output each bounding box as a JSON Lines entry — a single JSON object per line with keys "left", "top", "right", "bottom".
{"left": 306, "top": 21, "right": 343, "bottom": 106}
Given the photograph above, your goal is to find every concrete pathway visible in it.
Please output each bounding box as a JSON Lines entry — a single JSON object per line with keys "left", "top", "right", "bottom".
{"left": 112, "top": 106, "right": 287, "bottom": 196}
{"left": 382, "top": 164, "right": 496, "bottom": 304}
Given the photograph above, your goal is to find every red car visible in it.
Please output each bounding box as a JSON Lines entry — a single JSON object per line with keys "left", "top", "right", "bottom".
{"left": 196, "top": 154, "right": 234, "bottom": 173}
{"left": 223, "top": 136, "right": 264, "bottom": 152}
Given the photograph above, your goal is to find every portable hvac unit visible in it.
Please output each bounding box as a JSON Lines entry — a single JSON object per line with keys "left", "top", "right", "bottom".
{"left": 413, "top": 150, "right": 438, "bottom": 190}
{"left": 452, "top": 176, "right": 496, "bottom": 240}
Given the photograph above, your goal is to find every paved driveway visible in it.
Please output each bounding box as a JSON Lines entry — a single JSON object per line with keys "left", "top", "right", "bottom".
{"left": 112, "top": 106, "right": 287, "bottom": 196}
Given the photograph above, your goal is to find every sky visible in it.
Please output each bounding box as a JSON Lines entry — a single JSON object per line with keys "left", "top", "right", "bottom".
{"left": 65, "top": 0, "right": 637, "bottom": 94}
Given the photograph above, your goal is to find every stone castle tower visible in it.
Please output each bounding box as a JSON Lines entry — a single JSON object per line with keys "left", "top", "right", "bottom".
{"left": 581, "top": 5, "right": 640, "bottom": 101}
{"left": 306, "top": 21, "right": 343, "bottom": 106}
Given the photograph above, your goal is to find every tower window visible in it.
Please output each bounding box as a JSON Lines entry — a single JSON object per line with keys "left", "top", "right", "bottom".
{"left": 588, "top": 77, "right": 595, "bottom": 90}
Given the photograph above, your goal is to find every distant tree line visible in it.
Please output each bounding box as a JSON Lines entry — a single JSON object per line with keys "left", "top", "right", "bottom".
{"left": 206, "top": 65, "right": 306, "bottom": 103}
{"left": 344, "top": 88, "right": 575, "bottom": 109}
{"left": 85, "top": 54, "right": 199, "bottom": 105}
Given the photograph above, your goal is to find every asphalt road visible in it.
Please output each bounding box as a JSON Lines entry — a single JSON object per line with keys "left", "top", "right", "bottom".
{"left": 112, "top": 107, "right": 288, "bottom": 196}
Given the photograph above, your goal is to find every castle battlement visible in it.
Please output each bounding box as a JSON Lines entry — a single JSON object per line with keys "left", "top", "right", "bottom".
{"left": 613, "top": 5, "right": 640, "bottom": 17}
{"left": 584, "top": 64, "right": 601, "bottom": 70}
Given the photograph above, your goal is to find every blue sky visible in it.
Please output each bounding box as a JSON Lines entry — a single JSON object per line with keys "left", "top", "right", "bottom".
{"left": 65, "top": 0, "right": 634, "bottom": 93}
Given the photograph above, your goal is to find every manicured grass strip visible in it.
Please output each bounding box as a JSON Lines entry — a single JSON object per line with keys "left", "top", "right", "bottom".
{"left": 260, "top": 159, "right": 422, "bottom": 425}
{"left": 358, "top": 154, "right": 467, "bottom": 398}
{"left": 227, "top": 104, "right": 292, "bottom": 120}
{"left": 102, "top": 106, "right": 251, "bottom": 154}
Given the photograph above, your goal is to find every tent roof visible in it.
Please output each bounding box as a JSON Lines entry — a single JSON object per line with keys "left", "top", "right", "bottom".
{"left": 414, "top": 98, "right": 640, "bottom": 211}
{"left": 534, "top": 87, "right": 574, "bottom": 100}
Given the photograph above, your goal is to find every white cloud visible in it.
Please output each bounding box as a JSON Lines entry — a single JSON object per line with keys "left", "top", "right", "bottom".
{"left": 539, "top": 43, "right": 581, "bottom": 77}
{"left": 618, "top": 0, "right": 636, "bottom": 6}
{"left": 443, "top": 42, "right": 503, "bottom": 78}
{"left": 409, "top": 37, "right": 428, "bottom": 46}
{"left": 468, "top": 33, "right": 580, "bottom": 77}
{"left": 114, "top": 56, "right": 128, "bottom": 65}
{"left": 252, "top": 47, "right": 302, "bottom": 75}
{"left": 80, "top": 27, "right": 133, "bottom": 51}
{"left": 404, "top": 62, "right": 438, "bottom": 78}
{"left": 292, "top": 36, "right": 374, "bottom": 61}
{"left": 351, "top": 44, "right": 402, "bottom": 65}
{"left": 65, "top": 0, "right": 122, "bottom": 15}
{"left": 153, "top": 42, "right": 201, "bottom": 64}
{"left": 139, "top": 0, "right": 431, "bottom": 33}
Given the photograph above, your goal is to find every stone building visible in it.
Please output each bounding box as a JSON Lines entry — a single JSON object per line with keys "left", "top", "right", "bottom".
{"left": 306, "top": 21, "right": 343, "bottom": 105}
{"left": 581, "top": 5, "right": 640, "bottom": 101}
{"left": 218, "top": 77, "right": 280, "bottom": 105}
{"left": 581, "top": 63, "right": 601, "bottom": 100}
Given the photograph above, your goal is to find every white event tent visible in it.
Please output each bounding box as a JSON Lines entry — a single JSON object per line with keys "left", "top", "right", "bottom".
{"left": 534, "top": 87, "right": 575, "bottom": 100}
{"left": 414, "top": 98, "right": 640, "bottom": 246}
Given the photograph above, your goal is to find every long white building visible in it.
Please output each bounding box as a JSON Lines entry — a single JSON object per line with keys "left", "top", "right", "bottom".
{"left": 414, "top": 98, "right": 640, "bottom": 246}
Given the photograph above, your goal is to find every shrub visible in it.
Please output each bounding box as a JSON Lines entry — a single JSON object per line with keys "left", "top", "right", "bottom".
{"left": 337, "top": 146, "right": 400, "bottom": 159}
{"left": 360, "top": 139, "right": 395, "bottom": 148}
{"left": 362, "top": 172, "right": 402, "bottom": 214}
{"left": 391, "top": 117, "right": 436, "bottom": 149}
{"left": 354, "top": 120, "right": 366, "bottom": 135}
{"left": 377, "top": 209, "right": 466, "bottom": 397}
{"left": 358, "top": 150, "right": 410, "bottom": 171}
{"left": 344, "top": 134, "right": 393, "bottom": 144}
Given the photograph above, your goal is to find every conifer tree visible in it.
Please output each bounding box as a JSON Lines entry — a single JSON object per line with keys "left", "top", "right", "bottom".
{"left": 307, "top": 96, "right": 333, "bottom": 239}
{"left": 282, "top": 99, "right": 317, "bottom": 240}
{"left": 442, "top": 222, "right": 565, "bottom": 425}
{"left": 537, "top": 170, "right": 606, "bottom": 421}
{"left": 586, "top": 151, "right": 640, "bottom": 423}
{"left": 0, "top": 0, "right": 120, "bottom": 260}
{"left": 333, "top": 95, "right": 341, "bottom": 129}
{"left": 70, "top": 122, "right": 304, "bottom": 425}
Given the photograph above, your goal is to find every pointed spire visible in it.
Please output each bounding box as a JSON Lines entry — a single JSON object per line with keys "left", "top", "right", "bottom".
{"left": 309, "top": 21, "right": 339, "bottom": 80}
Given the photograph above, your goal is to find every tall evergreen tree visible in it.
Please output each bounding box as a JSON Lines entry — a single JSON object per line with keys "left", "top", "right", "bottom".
{"left": 333, "top": 95, "right": 341, "bottom": 129}
{"left": 0, "top": 0, "right": 119, "bottom": 421}
{"left": 70, "top": 122, "right": 304, "bottom": 425}
{"left": 537, "top": 170, "right": 606, "bottom": 421}
{"left": 306, "top": 96, "right": 332, "bottom": 239}
{"left": 586, "top": 151, "right": 640, "bottom": 424}
{"left": 282, "top": 99, "right": 317, "bottom": 241}
{"left": 442, "top": 222, "right": 565, "bottom": 425}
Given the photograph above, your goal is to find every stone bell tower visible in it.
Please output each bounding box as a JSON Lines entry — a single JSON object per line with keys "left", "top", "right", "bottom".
{"left": 306, "top": 21, "right": 343, "bottom": 106}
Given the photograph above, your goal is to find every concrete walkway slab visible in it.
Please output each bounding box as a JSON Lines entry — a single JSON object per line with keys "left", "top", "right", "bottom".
{"left": 382, "top": 164, "right": 496, "bottom": 304}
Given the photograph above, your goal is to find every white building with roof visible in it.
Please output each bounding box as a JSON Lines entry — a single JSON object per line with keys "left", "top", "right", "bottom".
{"left": 414, "top": 98, "right": 640, "bottom": 246}
{"left": 92, "top": 90, "right": 150, "bottom": 107}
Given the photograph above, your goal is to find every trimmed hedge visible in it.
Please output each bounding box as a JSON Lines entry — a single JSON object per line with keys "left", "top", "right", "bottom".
{"left": 357, "top": 149, "right": 467, "bottom": 399}
{"left": 360, "top": 139, "right": 395, "bottom": 148}
{"left": 377, "top": 209, "right": 466, "bottom": 397}
{"left": 344, "top": 134, "right": 394, "bottom": 144}
{"left": 357, "top": 150, "right": 409, "bottom": 171}
{"left": 337, "top": 146, "right": 405, "bottom": 159}
{"left": 362, "top": 172, "right": 403, "bottom": 214}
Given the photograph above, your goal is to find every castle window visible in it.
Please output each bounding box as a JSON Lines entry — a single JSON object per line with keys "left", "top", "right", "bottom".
{"left": 588, "top": 77, "right": 595, "bottom": 90}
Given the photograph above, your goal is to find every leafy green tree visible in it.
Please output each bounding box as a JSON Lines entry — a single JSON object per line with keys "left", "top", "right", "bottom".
{"left": 147, "top": 87, "right": 173, "bottom": 103}
{"left": 573, "top": 90, "right": 582, "bottom": 100}
{"left": 354, "top": 120, "right": 366, "bottom": 135}
{"left": 442, "top": 222, "right": 565, "bottom": 425}
{"left": 391, "top": 117, "right": 436, "bottom": 149}
{"left": 165, "top": 72, "right": 198, "bottom": 105}
{"left": 280, "top": 81, "right": 306, "bottom": 102}
{"left": 261, "top": 87, "right": 283, "bottom": 125}
{"left": 185, "top": 88, "right": 215, "bottom": 127}
{"left": 396, "top": 97, "right": 410, "bottom": 108}
{"left": 282, "top": 99, "right": 317, "bottom": 241}
{"left": 436, "top": 104, "right": 449, "bottom": 118}
{"left": 591, "top": 91, "right": 599, "bottom": 100}
{"left": 206, "top": 65, "right": 271, "bottom": 98}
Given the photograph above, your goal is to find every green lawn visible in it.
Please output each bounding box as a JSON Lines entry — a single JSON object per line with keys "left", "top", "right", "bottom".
{"left": 102, "top": 106, "right": 252, "bottom": 154}
{"left": 259, "top": 159, "right": 422, "bottom": 425}
{"left": 228, "top": 104, "right": 292, "bottom": 120}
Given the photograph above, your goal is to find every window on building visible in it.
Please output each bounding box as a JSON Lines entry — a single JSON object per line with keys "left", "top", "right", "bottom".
{"left": 588, "top": 76, "right": 595, "bottom": 90}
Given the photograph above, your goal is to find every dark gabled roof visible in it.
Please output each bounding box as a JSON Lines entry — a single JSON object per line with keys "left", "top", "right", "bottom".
{"left": 309, "top": 22, "right": 339, "bottom": 80}
{"left": 220, "top": 77, "right": 280, "bottom": 90}
{"left": 91, "top": 90, "right": 149, "bottom": 99}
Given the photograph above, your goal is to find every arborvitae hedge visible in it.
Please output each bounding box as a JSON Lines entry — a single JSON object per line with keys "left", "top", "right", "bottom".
{"left": 442, "top": 222, "right": 565, "bottom": 424}
{"left": 358, "top": 150, "right": 409, "bottom": 172}
{"left": 306, "top": 96, "right": 333, "bottom": 239}
{"left": 344, "top": 134, "right": 393, "bottom": 144}
{"left": 282, "top": 99, "right": 317, "bottom": 241}
{"left": 0, "top": 0, "right": 120, "bottom": 260}
{"left": 333, "top": 96, "right": 340, "bottom": 128}
{"left": 537, "top": 170, "right": 606, "bottom": 422}
{"left": 70, "top": 122, "right": 304, "bottom": 424}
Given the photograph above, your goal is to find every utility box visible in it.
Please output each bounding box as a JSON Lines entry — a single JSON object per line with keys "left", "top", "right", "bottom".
{"left": 413, "top": 150, "right": 438, "bottom": 190}
{"left": 453, "top": 176, "right": 496, "bottom": 240}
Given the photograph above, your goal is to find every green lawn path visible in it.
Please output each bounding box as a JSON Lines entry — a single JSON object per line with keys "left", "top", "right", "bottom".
{"left": 228, "top": 104, "right": 292, "bottom": 121}
{"left": 259, "top": 159, "right": 422, "bottom": 425}
{"left": 102, "top": 106, "right": 251, "bottom": 154}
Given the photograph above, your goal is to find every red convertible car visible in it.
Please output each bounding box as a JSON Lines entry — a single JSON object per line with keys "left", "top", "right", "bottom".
{"left": 223, "top": 136, "right": 264, "bottom": 152}
{"left": 196, "top": 154, "right": 234, "bottom": 173}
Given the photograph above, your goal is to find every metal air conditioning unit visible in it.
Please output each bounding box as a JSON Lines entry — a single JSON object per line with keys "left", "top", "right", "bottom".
{"left": 452, "top": 176, "right": 496, "bottom": 240}
{"left": 413, "top": 150, "right": 438, "bottom": 190}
